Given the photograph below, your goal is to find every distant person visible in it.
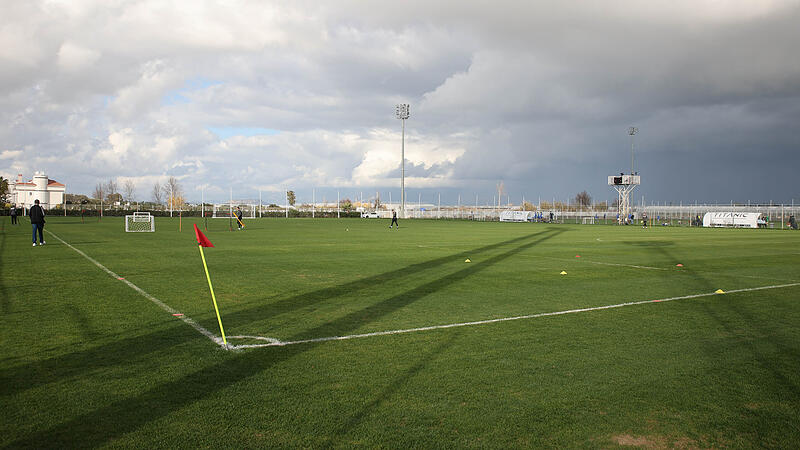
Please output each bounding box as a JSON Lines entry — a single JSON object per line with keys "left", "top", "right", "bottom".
{"left": 10, "top": 204, "right": 17, "bottom": 225}
{"left": 235, "top": 206, "right": 244, "bottom": 230}
{"left": 390, "top": 209, "right": 399, "bottom": 229}
{"left": 642, "top": 212, "right": 648, "bottom": 228}
{"left": 30, "top": 199, "right": 46, "bottom": 246}
{"left": 790, "top": 214, "right": 797, "bottom": 230}
{"left": 549, "top": 212, "right": 554, "bottom": 223}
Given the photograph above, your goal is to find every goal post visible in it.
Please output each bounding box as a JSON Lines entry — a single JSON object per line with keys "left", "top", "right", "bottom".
{"left": 212, "top": 204, "right": 256, "bottom": 219}
{"left": 125, "top": 212, "right": 155, "bottom": 232}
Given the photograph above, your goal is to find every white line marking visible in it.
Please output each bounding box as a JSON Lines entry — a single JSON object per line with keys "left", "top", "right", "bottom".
{"left": 573, "top": 259, "right": 667, "bottom": 271}
{"left": 528, "top": 255, "right": 667, "bottom": 271}
{"left": 232, "top": 282, "right": 800, "bottom": 349}
{"left": 540, "top": 256, "right": 797, "bottom": 283}
{"left": 44, "top": 230, "right": 800, "bottom": 351}
{"left": 47, "top": 231, "right": 228, "bottom": 349}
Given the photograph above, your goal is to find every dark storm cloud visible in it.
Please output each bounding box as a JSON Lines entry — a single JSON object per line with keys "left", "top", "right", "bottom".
{"left": 1, "top": 0, "right": 798, "bottom": 203}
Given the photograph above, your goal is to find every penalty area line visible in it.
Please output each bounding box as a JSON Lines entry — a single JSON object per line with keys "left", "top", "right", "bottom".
{"left": 233, "top": 282, "right": 800, "bottom": 349}
{"left": 46, "top": 230, "right": 227, "bottom": 349}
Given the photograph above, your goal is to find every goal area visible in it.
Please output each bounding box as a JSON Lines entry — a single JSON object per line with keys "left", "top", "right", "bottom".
{"left": 125, "top": 212, "right": 155, "bottom": 232}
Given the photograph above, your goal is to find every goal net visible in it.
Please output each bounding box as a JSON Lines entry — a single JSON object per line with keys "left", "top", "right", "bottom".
{"left": 212, "top": 204, "right": 256, "bottom": 219}
{"left": 581, "top": 216, "right": 595, "bottom": 225}
{"left": 125, "top": 212, "right": 155, "bottom": 232}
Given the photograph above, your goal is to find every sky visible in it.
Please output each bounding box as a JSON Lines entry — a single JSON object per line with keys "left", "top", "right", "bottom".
{"left": 2, "top": 0, "right": 799, "bottom": 206}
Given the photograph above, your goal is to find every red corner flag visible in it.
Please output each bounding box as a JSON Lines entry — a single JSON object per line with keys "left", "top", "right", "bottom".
{"left": 194, "top": 224, "right": 214, "bottom": 247}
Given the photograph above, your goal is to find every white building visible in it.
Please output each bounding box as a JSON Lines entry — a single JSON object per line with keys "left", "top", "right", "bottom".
{"left": 8, "top": 172, "right": 66, "bottom": 209}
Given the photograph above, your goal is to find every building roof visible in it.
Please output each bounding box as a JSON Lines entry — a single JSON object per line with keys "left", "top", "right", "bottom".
{"left": 48, "top": 180, "right": 65, "bottom": 187}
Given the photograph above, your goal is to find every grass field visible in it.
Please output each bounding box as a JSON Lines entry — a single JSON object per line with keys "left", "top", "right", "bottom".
{"left": 2, "top": 216, "right": 799, "bottom": 448}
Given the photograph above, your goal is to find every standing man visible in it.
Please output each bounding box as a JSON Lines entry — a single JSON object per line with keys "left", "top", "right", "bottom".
{"left": 235, "top": 206, "right": 244, "bottom": 230}
{"left": 30, "top": 199, "right": 46, "bottom": 246}
{"left": 389, "top": 209, "right": 399, "bottom": 229}
{"left": 10, "top": 204, "right": 17, "bottom": 225}
{"left": 642, "top": 212, "right": 648, "bottom": 228}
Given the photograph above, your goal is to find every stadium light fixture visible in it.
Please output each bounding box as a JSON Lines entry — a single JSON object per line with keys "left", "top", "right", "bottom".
{"left": 396, "top": 104, "right": 410, "bottom": 217}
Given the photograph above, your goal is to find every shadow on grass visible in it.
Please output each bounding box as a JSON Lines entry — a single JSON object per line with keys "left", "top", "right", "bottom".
{"left": 6, "top": 228, "right": 564, "bottom": 447}
{"left": 0, "top": 229, "right": 559, "bottom": 398}
{"left": 0, "top": 228, "right": 8, "bottom": 315}
{"left": 288, "top": 228, "right": 565, "bottom": 341}
{"left": 222, "top": 228, "right": 564, "bottom": 330}
{"left": 326, "top": 332, "right": 460, "bottom": 447}
{"left": 637, "top": 244, "right": 800, "bottom": 399}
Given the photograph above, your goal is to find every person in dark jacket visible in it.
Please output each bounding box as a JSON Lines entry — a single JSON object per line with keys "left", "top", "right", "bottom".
{"left": 235, "top": 206, "right": 244, "bottom": 230}
{"left": 30, "top": 199, "right": 46, "bottom": 246}
{"left": 10, "top": 204, "right": 17, "bottom": 225}
{"left": 389, "top": 209, "right": 399, "bottom": 229}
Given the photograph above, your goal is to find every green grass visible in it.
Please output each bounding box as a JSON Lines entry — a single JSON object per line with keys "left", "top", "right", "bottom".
{"left": 2, "top": 216, "right": 799, "bottom": 448}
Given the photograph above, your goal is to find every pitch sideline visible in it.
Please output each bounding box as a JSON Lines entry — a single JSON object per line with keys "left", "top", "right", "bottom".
{"left": 235, "top": 282, "right": 800, "bottom": 349}
{"left": 47, "top": 230, "right": 227, "bottom": 349}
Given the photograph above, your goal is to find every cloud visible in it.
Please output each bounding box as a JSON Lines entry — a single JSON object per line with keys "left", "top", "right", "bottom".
{"left": 0, "top": 150, "right": 22, "bottom": 160}
{"left": 57, "top": 41, "right": 101, "bottom": 72}
{"left": 1, "top": 0, "right": 799, "bottom": 204}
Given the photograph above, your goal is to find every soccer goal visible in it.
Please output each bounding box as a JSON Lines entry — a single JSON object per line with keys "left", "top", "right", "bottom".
{"left": 581, "top": 216, "right": 596, "bottom": 225}
{"left": 212, "top": 204, "right": 256, "bottom": 219}
{"left": 125, "top": 212, "right": 155, "bottom": 232}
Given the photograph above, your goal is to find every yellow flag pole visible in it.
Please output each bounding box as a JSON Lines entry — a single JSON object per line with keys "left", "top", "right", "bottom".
{"left": 198, "top": 244, "right": 227, "bottom": 346}
{"left": 232, "top": 213, "right": 245, "bottom": 229}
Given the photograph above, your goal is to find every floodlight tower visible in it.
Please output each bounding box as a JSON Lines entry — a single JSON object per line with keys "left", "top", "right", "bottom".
{"left": 608, "top": 127, "right": 641, "bottom": 224}
{"left": 628, "top": 126, "right": 638, "bottom": 174}
{"left": 396, "top": 103, "right": 410, "bottom": 217}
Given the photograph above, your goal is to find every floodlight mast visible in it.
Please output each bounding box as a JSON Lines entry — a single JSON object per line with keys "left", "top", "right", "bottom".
{"left": 396, "top": 104, "right": 410, "bottom": 218}
{"left": 628, "top": 126, "right": 638, "bottom": 175}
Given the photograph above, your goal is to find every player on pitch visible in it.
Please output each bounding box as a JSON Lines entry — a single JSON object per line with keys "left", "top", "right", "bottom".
{"left": 235, "top": 206, "right": 244, "bottom": 230}
{"left": 389, "top": 209, "right": 399, "bottom": 229}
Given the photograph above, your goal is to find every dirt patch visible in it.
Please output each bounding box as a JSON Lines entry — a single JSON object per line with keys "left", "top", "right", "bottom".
{"left": 611, "top": 434, "right": 699, "bottom": 449}
{"left": 613, "top": 434, "right": 661, "bottom": 448}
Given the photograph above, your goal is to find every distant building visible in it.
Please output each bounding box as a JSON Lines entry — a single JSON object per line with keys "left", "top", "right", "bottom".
{"left": 8, "top": 172, "right": 66, "bottom": 209}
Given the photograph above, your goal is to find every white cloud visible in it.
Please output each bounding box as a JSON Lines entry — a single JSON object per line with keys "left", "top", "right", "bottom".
{"left": 57, "top": 42, "right": 101, "bottom": 72}
{"left": 0, "top": 150, "right": 22, "bottom": 160}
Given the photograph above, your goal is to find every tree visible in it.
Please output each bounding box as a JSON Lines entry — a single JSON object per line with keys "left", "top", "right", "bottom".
{"left": 151, "top": 182, "right": 163, "bottom": 204}
{"left": 65, "top": 194, "right": 90, "bottom": 204}
{"left": 106, "top": 192, "right": 123, "bottom": 204}
{"left": 122, "top": 179, "right": 136, "bottom": 203}
{"left": 163, "top": 176, "right": 183, "bottom": 212}
{"left": 93, "top": 183, "right": 105, "bottom": 202}
{"left": 522, "top": 201, "right": 535, "bottom": 211}
{"left": 287, "top": 190, "right": 296, "bottom": 206}
{"left": 0, "top": 176, "right": 8, "bottom": 204}
{"left": 339, "top": 198, "right": 353, "bottom": 212}
{"left": 105, "top": 179, "right": 118, "bottom": 200}
{"left": 575, "top": 191, "right": 592, "bottom": 208}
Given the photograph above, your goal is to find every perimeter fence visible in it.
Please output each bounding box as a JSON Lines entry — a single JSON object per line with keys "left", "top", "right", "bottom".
{"left": 2, "top": 202, "right": 797, "bottom": 229}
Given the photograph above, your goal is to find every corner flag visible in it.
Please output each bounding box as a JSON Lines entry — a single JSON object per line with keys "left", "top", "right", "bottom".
{"left": 193, "top": 224, "right": 227, "bottom": 347}
{"left": 194, "top": 223, "right": 214, "bottom": 247}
